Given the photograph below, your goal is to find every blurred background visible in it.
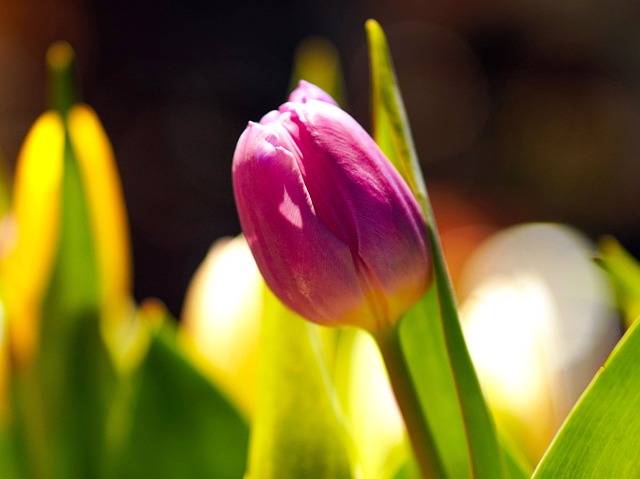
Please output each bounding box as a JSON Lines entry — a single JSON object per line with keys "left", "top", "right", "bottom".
{"left": 1, "top": 0, "right": 639, "bottom": 317}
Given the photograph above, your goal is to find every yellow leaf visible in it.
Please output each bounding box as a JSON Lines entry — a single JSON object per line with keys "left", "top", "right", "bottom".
{"left": 68, "top": 104, "right": 132, "bottom": 326}
{"left": 4, "top": 111, "right": 64, "bottom": 364}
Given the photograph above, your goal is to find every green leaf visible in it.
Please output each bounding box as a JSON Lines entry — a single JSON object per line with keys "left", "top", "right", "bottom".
{"left": 532, "top": 315, "right": 640, "bottom": 478}
{"left": 499, "top": 429, "right": 533, "bottom": 479}
{"left": 115, "top": 306, "right": 249, "bottom": 479}
{"left": 289, "top": 36, "right": 345, "bottom": 106}
{"left": 597, "top": 236, "right": 640, "bottom": 328}
{"left": 396, "top": 292, "right": 473, "bottom": 478}
{"left": 10, "top": 44, "right": 116, "bottom": 479}
{"left": 366, "top": 18, "right": 505, "bottom": 479}
{"left": 0, "top": 424, "right": 19, "bottom": 479}
{"left": 391, "top": 456, "right": 421, "bottom": 479}
{"left": 246, "top": 287, "right": 357, "bottom": 479}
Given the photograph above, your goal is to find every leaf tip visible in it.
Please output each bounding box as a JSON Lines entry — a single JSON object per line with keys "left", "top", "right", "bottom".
{"left": 364, "top": 18, "right": 383, "bottom": 40}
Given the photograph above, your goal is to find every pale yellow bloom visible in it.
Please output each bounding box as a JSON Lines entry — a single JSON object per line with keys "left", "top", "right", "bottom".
{"left": 459, "top": 223, "right": 620, "bottom": 462}
{"left": 181, "top": 235, "right": 262, "bottom": 417}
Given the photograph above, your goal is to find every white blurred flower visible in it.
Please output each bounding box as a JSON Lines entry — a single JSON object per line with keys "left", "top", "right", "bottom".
{"left": 181, "top": 234, "right": 262, "bottom": 418}
{"left": 458, "top": 223, "right": 621, "bottom": 462}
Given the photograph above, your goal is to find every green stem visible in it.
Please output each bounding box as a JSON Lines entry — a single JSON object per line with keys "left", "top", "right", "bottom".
{"left": 374, "top": 325, "right": 446, "bottom": 479}
{"left": 46, "top": 41, "right": 77, "bottom": 116}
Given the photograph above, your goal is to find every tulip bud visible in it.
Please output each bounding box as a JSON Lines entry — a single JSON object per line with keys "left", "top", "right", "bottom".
{"left": 232, "top": 81, "right": 430, "bottom": 332}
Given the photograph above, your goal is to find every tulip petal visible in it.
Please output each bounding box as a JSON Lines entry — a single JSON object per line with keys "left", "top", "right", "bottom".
{"left": 279, "top": 99, "right": 430, "bottom": 327}
{"left": 288, "top": 80, "right": 339, "bottom": 106}
{"left": 233, "top": 122, "right": 371, "bottom": 327}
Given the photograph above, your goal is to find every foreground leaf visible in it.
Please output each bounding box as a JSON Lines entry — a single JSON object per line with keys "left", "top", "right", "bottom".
{"left": 366, "top": 19, "right": 504, "bottom": 479}
{"left": 532, "top": 316, "right": 640, "bottom": 478}
{"left": 246, "top": 287, "right": 357, "bottom": 479}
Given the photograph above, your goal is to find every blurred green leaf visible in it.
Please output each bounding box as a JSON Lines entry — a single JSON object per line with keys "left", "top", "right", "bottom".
{"left": 246, "top": 287, "right": 357, "bottom": 479}
{"left": 290, "top": 36, "right": 345, "bottom": 106}
{"left": 597, "top": 236, "right": 640, "bottom": 328}
{"left": 0, "top": 425, "right": 18, "bottom": 478}
{"left": 390, "top": 456, "right": 421, "bottom": 479}
{"left": 116, "top": 304, "right": 249, "bottom": 479}
{"left": 366, "top": 18, "right": 505, "bottom": 479}
{"left": 11, "top": 43, "right": 116, "bottom": 479}
{"left": 532, "top": 315, "right": 640, "bottom": 478}
{"left": 10, "top": 44, "right": 116, "bottom": 478}
{"left": 499, "top": 429, "right": 533, "bottom": 479}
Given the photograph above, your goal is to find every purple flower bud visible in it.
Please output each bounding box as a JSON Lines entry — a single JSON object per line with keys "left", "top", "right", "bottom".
{"left": 232, "top": 81, "right": 431, "bottom": 332}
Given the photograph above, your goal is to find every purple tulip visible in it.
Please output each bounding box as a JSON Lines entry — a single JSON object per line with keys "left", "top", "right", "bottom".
{"left": 232, "top": 81, "right": 431, "bottom": 332}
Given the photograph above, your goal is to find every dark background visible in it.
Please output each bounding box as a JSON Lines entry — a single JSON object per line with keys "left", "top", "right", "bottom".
{"left": 2, "top": 0, "right": 640, "bottom": 316}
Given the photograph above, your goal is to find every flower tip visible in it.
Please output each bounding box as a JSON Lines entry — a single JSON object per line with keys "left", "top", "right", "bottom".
{"left": 296, "top": 79, "right": 311, "bottom": 89}
{"left": 288, "top": 80, "right": 338, "bottom": 106}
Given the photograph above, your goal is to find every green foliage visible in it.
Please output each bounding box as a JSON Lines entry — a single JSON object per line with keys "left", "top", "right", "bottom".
{"left": 246, "top": 288, "right": 357, "bottom": 479}
{"left": 116, "top": 312, "right": 249, "bottom": 479}
{"left": 532, "top": 316, "right": 640, "bottom": 478}
{"left": 6, "top": 20, "right": 640, "bottom": 479}
{"left": 5, "top": 42, "right": 250, "bottom": 479}
{"left": 366, "top": 19, "right": 507, "bottom": 479}
{"left": 9, "top": 52, "right": 115, "bottom": 479}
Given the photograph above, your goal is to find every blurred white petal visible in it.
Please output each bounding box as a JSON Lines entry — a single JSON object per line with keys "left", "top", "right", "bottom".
{"left": 459, "top": 223, "right": 621, "bottom": 461}
{"left": 181, "top": 234, "right": 262, "bottom": 418}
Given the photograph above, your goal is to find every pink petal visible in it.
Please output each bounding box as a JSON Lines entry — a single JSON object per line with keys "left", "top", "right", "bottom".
{"left": 233, "top": 121, "right": 373, "bottom": 326}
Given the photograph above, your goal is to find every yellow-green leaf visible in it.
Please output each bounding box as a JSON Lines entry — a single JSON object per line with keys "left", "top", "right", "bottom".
{"left": 246, "top": 287, "right": 357, "bottom": 479}
{"left": 366, "top": 18, "right": 505, "bottom": 479}
{"left": 532, "top": 316, "right": 640, "bottom": 478}
{"left": 8, "top": 41, "right": 117, "bottom": 479}
{"left": 289, "top": 36, "right": 345, "bottom": 106}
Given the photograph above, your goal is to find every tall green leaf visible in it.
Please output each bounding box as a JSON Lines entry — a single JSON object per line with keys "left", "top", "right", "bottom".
{"left": 366, "top": 19, "right": 505, "bottom": 479}
{"left": 532, "top": 315, "right": 640, "bottom": 477}
{"left": 10, "top": 43, "right": 115, "bottom": 479}
{"left": 245, "top": 287, "right": 357, "bottom": 479}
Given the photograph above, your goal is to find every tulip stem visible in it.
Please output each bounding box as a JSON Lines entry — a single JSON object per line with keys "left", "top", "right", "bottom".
{"left": 374, "top": 325, "right": 446, "bottom": 479}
